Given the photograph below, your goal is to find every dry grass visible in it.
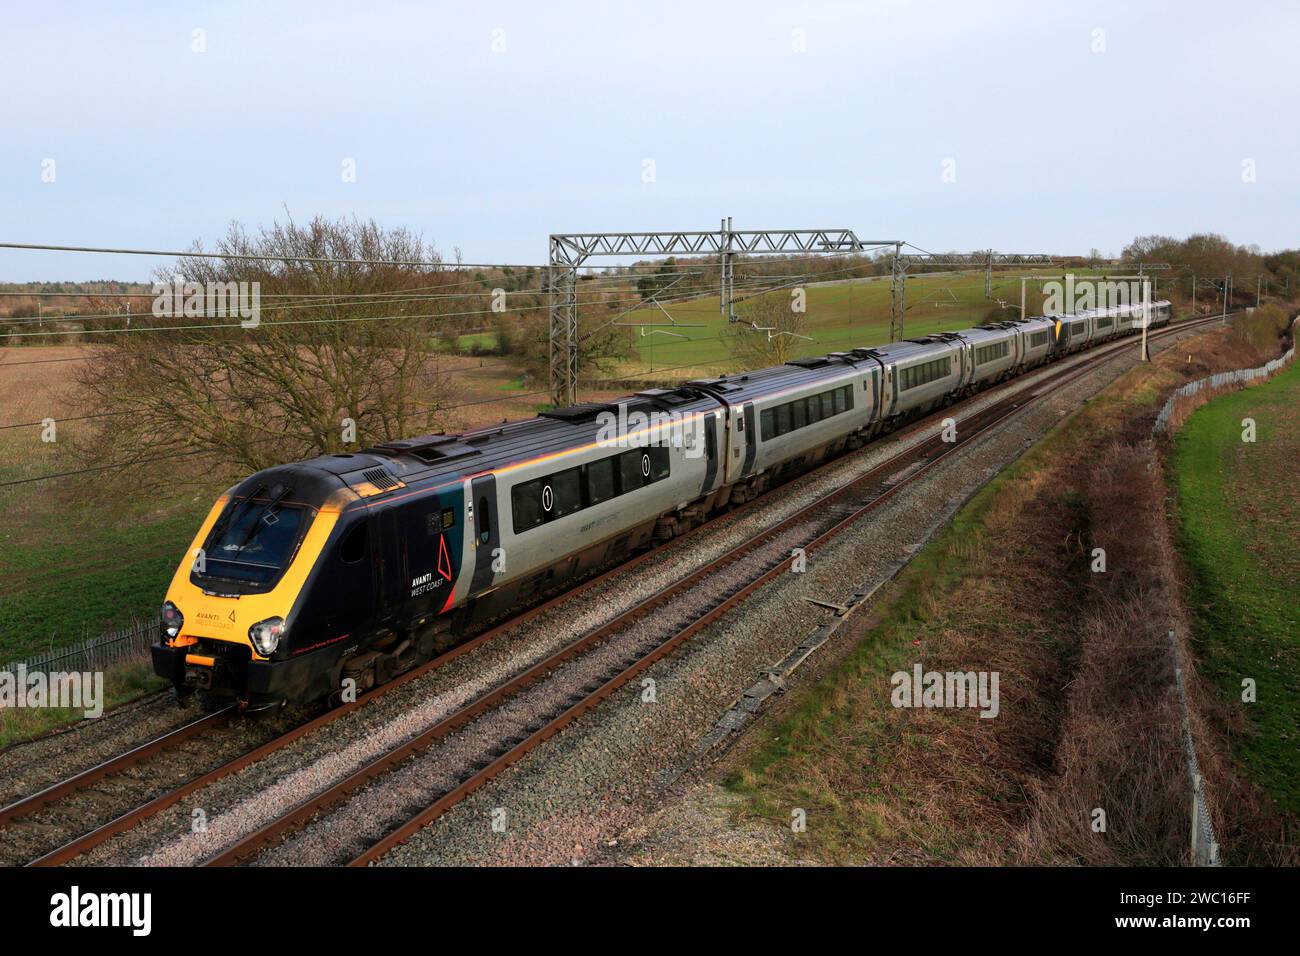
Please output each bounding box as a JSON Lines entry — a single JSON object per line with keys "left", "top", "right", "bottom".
{"left": 1009, "top": 441, "right": 1196, "bottom": 864}
{"left": 730, "top": 319, "right": 1291, "bottom": 865}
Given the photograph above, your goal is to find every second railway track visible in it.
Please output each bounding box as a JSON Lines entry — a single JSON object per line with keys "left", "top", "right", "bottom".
{"left": 204, "top": 316, "right": 1225, "bottom": 866}
{"left": 1, "top": 314, "right": 1225, "bottom": 867}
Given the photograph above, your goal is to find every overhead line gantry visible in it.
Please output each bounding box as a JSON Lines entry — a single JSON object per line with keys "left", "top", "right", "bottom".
{"left": 546, "top": 219, "right": 898, "bottom": 405}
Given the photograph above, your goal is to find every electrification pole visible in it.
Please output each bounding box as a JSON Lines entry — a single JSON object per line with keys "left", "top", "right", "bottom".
{"left": 546, "top": 223, "right": 896, "bottom": 405}
{"left": 1140, "top": 277, "right": 1151, "bottom": 362}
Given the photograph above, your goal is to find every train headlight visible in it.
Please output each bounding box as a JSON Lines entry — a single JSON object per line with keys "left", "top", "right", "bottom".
{"left": 161, "top": 601, "right": 184, "bottom": 640}
{"left": 248, "top": 617, "right": 286, "bottom": 656}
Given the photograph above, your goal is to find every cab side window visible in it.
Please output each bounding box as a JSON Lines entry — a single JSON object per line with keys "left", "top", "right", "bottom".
{"left": 339, "top": 520, "right": 368, "bottom": 564}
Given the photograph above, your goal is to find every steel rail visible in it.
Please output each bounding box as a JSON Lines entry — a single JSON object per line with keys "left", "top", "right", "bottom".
{"left": 17, "top": 314, "right": 1223, "bottom": 866}
{"left": 206, "top": 316, "right": 1222, "bottom": 866}
{"left": 345, "top": 315, "right": 1227, "bottom": 864}
{"left": 0, "top": 706, "right": 236, "bottom": 828}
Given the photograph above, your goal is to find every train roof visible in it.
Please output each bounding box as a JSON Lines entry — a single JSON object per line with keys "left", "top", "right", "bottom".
{"left": 281, "top": 385, "right": 723, "bottom": 502}
{"left": 253, "top": 302, "right": 1169, "bottom": 508}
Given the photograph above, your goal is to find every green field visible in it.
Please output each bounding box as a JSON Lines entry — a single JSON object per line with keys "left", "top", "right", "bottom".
{"left": 623, "top": 270, "right": 1058, "bottom": 373}
{"left": 1172, "top": 359, "right": 1300, "bottom": 811}
{"left": 0, "top": 425, "right": 211, "bottom": 661}
{"left": 434, "top": 330, "right": 500, "bottom": 354}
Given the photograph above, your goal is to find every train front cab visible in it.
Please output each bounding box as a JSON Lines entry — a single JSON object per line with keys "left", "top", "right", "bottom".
{"left": 153, "top": 463, "right": 468, "bottom": 709}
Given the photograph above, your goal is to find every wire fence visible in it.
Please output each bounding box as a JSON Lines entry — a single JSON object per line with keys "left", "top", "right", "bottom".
{"left": 1153, "top": 316, "right": 1299, "bottom": 433}
{"left": 1166, "top": 628, "right": 1221, "bottom": 866}
{"left": 1, "top": 618, "right": 155, "bottom": 677}
{"left": 1151, "top": 313, "right": 1298, "bottom": 866}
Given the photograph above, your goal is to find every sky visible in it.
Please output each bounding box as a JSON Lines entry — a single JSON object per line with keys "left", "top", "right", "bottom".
{"left": 1, "top": 0, "right": 1297, "bottom": 281}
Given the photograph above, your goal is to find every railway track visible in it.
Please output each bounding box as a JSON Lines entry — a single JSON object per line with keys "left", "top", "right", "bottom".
{"left": 202, "top": 316, "right": 1226, "bottom": 867}
{"left": 3, "top": 314, "right": 1224, "bottom": 867}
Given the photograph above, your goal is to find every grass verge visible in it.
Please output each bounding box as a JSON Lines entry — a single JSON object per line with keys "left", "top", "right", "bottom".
{"left": 1171, "top": 357, "right": 1299, "bottom": 856}
{"left": 0, "top": 658, "right": 167, "bottom": 749}
{"left": 726, "top": 320, "right": 1281, "bottom": 864}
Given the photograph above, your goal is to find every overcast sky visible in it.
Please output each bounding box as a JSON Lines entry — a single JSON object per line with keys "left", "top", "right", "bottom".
{"left": 2, "top": 0, "right": 1296, "bottom": 280}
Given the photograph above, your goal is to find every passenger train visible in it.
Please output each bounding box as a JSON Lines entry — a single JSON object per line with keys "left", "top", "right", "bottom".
{"left": 153, "top": 299, "right": 1172, "bottom": 708}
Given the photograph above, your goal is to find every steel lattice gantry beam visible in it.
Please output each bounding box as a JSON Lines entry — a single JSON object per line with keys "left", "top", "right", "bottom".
{"left": 889, "top": 250, "right": 1054, "bottom": 341}
{"left": 546, "top": 222, "right": 897, "bottom": 406}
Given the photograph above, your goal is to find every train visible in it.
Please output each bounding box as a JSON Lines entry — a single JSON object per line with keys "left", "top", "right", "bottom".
{"left": 153, "top": 298, "right": 1171, "bottom": 709}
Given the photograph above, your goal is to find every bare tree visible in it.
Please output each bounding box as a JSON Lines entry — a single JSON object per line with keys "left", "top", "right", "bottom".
{"left": 721, "top": 292, "right": 810, "bottom": 369}
{"left": 75, "top": 216, "right": 458, "bottom": 485}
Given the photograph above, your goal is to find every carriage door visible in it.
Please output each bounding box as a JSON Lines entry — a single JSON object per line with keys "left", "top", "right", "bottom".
{"left": 373, "top": 508, "right": 406, "bottom": 628}
{"left": 724, "top": 403, "right": 747, "bottom": 484}
{"left": 468, "top": 473, "right": 499, "bottom": 595}
{"left": 700, "top": 412, "right": 720, "bottom": 494}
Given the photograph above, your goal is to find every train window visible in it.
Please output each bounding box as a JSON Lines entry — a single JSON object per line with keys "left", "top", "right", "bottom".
{"left": 806, "top": 395, "right": 822, "bottom": 424}
{"left": 586, "top": 457, "right": 616, "bottom": 506}
{"left": 776, "top": 404, "right": 792, "bottom": 436}
{"left": 619, "top": 449, "right": 646, "bottom": 492}
{"left": 511, "top": 479, "right": 546, "bottom": 532}
{"left": 647, "top": 446, "right": 671, "bottom": 481}
{"left": 477, "top": 497, "right": 490, "bottom": 544}
{"left": 547, "top": 468, "right": 582, "bottom": 519}
{"left": 821, "top": 392, "right": 835, "bottom": 419}
{"left": 792, "top": 400, "right": 807, "bottom": 430}
{"left": 760, "top": 408, "right": 775, "bottom": 440}
{"left": 339, "top": 520, "right": 367, "bottom": 564}
{"left": 834, "top": 386, "right": 847, "bottom": 414}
